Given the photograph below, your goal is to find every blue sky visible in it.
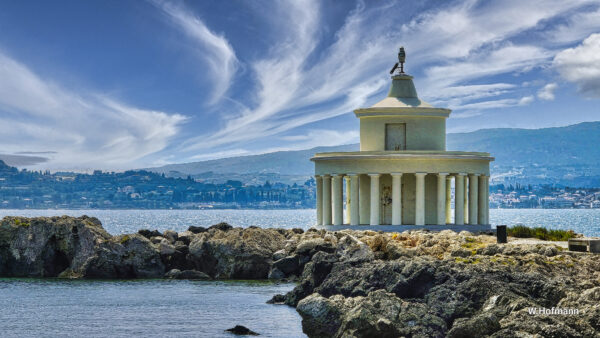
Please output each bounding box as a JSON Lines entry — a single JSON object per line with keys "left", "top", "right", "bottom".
{"left": 1, "top": 0, "right": 600, "bottom": 171}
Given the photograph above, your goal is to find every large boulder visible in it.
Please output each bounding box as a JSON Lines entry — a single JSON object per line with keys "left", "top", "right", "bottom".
{"left": 188, "top": 227, "right": 286, "bottom": 279}
{"left": 0, "top": 216, "right": 164, "bottom": 278}
{"left": 0, "top": 216, "right": 110, "bottom": 277}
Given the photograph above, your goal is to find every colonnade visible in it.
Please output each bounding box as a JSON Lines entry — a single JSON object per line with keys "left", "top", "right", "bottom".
{"left": 315, "top": 173, "right": 489, "bottom": 226}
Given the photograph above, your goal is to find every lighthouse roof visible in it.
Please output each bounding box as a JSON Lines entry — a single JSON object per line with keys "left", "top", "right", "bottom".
{"left": 371, "top": 74, "right": 433, "bottom": 108}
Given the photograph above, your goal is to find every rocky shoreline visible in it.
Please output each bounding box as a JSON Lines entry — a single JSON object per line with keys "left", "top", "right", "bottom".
{"left": 1, "top": 216, "right": 599, "bottom": 337}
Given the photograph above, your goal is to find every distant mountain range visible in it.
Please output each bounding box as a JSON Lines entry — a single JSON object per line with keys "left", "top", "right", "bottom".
{"left": 146, "top": 121, "right": 600, "bottom": 187}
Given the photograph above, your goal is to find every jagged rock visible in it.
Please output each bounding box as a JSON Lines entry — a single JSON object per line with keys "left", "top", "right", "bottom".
{"left": 268, "top": 267, "right": 285, "bottom": 280}
{"left": 272, "top": 255, "right": 300, "bottom": 276}
{"left": 177, "top": 231, "right": 194, "bottom": 245}
{"left": 335, "top": 235, "right": 374, "bottom": 263}
{"left": 187, "top": 227, "right": 286, "bottom": 279}
{"left": 272, "top": 249, "right": 287, "bottom": 261}
{"left": 266, "top": 294, "right": 286, "bottom": 304}
{"left": 164, "top": 268, "right": 210, "bottom": 280}
{"left": 187, "top": 226, "right": 207, "bottom": 234}
{"left": 138, "top": 229, "right": 161, "bottom": 239}
{"left": 209, "top": 222, "right": 233, "bottom": 232}
{"left": 225, "top": 325, "right": 259, "bottom": 335}
{"left": 163, "top": 230, "right": 178, "bottom": 243}
{"left": 297, "top": 290, "right": 447, "bottom": 338}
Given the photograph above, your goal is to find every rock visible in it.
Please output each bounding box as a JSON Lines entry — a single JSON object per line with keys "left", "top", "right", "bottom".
{"left": 209, "top": 222, "right": 233, "bottom": 232}
{"left": 163, "top": 230, "right": 178, "bottom": 243}
{"left": 164, "top": 268, "right": 181, "bottom": 278}
{"left": 0, "top": 216, "right": 110, "bottom": 277}
{"left": 188, "top": 227, "right": 286, "bottom": 279}
{"left": 177, "top": 231, "right": 194, "bottom": 245}
{"left": 225, "top": 325, "right": 259, "bottom": 335}
{"left": 291, "top": 228, "right": 304, "bottom": 234}
{"left": 335, "top": 235, "right": 374, "bottom": 263}
{"left": 164, "top": 268, "right": 210, "bottom": 280}
{"left": 83, "top": 233, "right": 165, "bottom": 278}
{"left": 266, "top": 294, "right": 286, "bottom": 304}
{"left": 159, "top": 240, "right": 176, "bottom": 256}
{"left": 272, "top": 249, "right": 287, "bottom": 261}
{"left": 447, "top": 313, "right": 501, "bottom": 338}
{"left": 150, "top": 236, "right": 164, "bottom": 244}
{"left": 297, "top": 290, "right": 446, "bottom": 338}
{"left": 271, "top": 255, "right": 300, "bottom": 276}
{"left": 295, "top": 238, "right": 326, "bottom": 256}
{"left": 187, "top": 226, "right": 207, "bottom": 234}
{"left": 179, "top": 269, "right": 211, "bottom": 280}
{"left": 268, "top": 267, "right": 285, "bottom": 280}
{"left": 138, "top": 229, "right": 161, "bottom": 239}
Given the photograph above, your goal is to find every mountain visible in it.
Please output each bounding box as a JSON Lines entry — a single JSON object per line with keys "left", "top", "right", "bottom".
{"left": 151, "top": 121, "right": 600, "bottom": 187}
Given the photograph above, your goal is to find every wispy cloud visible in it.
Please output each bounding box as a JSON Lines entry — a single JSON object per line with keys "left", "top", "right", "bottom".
{"left": 179, "top": 0, "right": 600, "bottom": 160}
{"left": 152, "top": 0, "right": 239, "bottom": 104}
{"left": 0, "top": 51, "right": 186, "bottom": 170}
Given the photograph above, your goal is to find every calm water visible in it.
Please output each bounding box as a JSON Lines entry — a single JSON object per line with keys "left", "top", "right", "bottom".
{"left": 1, "top": 208, "right": 600, "bottom": 337}
{"left": 1, "top": 208, "right": 600, "bottom": 236}
{"left": 0, "top": 279, "right": 303, "bottom": 338}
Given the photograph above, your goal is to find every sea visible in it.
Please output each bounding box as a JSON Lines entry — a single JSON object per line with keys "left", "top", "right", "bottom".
{"left": 1, "top": 208, "right": 599, "bottom": 337}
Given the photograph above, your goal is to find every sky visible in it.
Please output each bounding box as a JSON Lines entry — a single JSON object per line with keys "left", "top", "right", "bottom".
{"left": 1, "top": 0, "right": 600, "bottom": 171}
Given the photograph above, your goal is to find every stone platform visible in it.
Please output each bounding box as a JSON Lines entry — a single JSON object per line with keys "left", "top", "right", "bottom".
{"left": 314, "top": 224, "right": 493, "bottom": 233}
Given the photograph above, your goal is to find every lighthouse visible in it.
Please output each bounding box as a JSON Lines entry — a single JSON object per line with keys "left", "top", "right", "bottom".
{"left": 312, "top": 47, "right": 493, "bottom": 228}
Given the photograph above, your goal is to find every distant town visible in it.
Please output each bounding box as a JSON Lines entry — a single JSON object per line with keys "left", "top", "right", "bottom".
{"left": 1, "top": 160, "right": 599, "bottom": 210}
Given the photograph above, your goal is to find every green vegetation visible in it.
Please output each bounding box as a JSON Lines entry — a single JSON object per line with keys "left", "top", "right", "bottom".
{"left": 120, "top": 235, "right": 131, "bottom": 244}
{"left": 13, "top": 219, "right": 30, "bottom": 227}
{"left": 507, "top": 225, "right": 576, "bottom": 241}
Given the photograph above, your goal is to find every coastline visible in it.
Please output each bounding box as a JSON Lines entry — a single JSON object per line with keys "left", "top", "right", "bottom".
{"left": 1, "top": 215, "right": 599, "bottom": 336}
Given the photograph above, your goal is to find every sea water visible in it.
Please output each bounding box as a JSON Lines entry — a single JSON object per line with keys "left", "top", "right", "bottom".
{"left": 1, "top": 208, "right": 599, "bottom": 236}
{"left": 1, "top": 208, "right": 600, "bottom": 337}
{"left": 0, "top": 279, "right": 302, "bottom": 338}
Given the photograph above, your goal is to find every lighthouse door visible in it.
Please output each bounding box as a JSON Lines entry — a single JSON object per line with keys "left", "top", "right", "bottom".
{"left": 385, "top": 123, "right": 406, "bottom": 151}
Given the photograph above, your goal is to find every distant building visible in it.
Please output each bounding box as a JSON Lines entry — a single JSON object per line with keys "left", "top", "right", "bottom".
{"left": 312, "top": 47, "right": 494, "bottom": 226}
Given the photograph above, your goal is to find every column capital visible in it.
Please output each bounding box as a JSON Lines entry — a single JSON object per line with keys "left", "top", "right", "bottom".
{"left": 390, "top": 172, "right": 403, "bottom": 177}
{"left": 323, "top": 174, "right": 331, "bottom": 178}
{"left": 415, "top": 172, "right": 427, "bottom": 177}
{"left": 368, "top": 173, "right": 381, "bottom": 177}
{"left": 468, "top": 173, "right": 481, "bottom": 177}
{"left": 347, "top": 173, "right": 359, "bottom": 177}
{"left": 331, "top": 173, "right": 345, "bottom": 177}
{"left": 437, "top": 172, "right": 449, "bottom": 177}
{"left": 456, "top": 172, "right": 467, "bottom": 176}
{"left": 315, "top": 174, "right": 322, "bottom": 178}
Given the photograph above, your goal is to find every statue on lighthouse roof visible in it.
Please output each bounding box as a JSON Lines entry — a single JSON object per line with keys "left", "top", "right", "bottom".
{"left": 389, "top": 46, "right": 407, "bottom": 74}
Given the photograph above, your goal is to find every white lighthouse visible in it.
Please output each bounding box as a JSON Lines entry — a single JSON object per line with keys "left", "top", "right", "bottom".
{"left": 312, "top": 47, "right": 493, "bottom": 228}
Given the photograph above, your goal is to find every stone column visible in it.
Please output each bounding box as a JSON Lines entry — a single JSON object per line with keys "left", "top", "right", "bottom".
{"left": 437, "top": 173, "right": 448, "bottom": 225}
{"left": 445, "top": 176, "right": 452, "bottom": 224}
{"left": 468, "top": 174, "right": 479, "bottom": 225}
{"left": 455, "top": 173, "right": 465, "bottom": 225}
{"left": 478, "top": 175, "right": 487, "bottom": 225}
{"left": 359, "top": 175, "right": 370, "bottom": 225}
{"left": 391, "top": 173, "right": 402, "bottom": 225}
{"left": 415, "top": 173, "right": 426, "bottom": 226}
{"left": 315, "top": 175, "right": 323, "bottom": 225}
{"left": 322, "top": 175, "right": 332, "bottom": 225}
{"left": 369, "top": 174, "right": 380, "bottom": 226}
{"left": 485, "top": 175, "right": 490, "bottom": 224}
{"left": 332, "top": 174, "right": 343, "bottom": 226}
{"left": 464, "top": 176, "right": 469, "bottom": 224}
{"left": 349, "top": 174, "right": 359, "bottom": 225}
{"left": 345, "top": 176, "right": 351, "bottom": 224}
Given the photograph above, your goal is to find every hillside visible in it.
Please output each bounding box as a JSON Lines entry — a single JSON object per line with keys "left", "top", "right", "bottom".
{"left": 149, "top": 121, "right": 600, "bottom": 186}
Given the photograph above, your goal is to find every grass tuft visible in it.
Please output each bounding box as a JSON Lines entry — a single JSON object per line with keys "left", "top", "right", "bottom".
{"left": 507, "top": 225, "right": 576, "bottom": 241}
